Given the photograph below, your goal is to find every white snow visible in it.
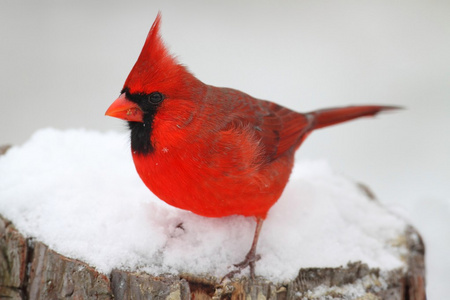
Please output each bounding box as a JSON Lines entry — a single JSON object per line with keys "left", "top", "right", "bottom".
{"left": 0, "top": 128, "right": 407, "bottom": 281}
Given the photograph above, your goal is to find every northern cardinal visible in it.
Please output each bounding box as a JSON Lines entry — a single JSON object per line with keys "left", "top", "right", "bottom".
{"left": 106, "top": 13, "right": 398, "bottom": 279}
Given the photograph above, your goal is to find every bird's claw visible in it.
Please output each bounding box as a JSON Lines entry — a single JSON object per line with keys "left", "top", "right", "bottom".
{"left": 221, "top": 253, "right": 261, "bottom": 283}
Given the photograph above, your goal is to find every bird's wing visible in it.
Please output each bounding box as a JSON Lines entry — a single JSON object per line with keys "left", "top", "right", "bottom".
{"left": 233, "top": 102, "right": 396, "bottom": 160}
{"left": 231, "top": 98, "right": 313, "bottom": 161}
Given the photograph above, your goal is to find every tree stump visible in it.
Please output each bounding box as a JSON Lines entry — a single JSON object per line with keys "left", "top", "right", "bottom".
{"left": 0, "top": 214, "right": 425, "bottom": 300}
{"left": 0, "top": 143, "right": 426, "bottom": 299}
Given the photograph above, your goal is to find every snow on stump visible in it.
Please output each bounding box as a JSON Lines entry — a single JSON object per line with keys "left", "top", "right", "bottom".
{"left": 0, "top": 214, "right": 425, "bottom": 299}
{"left": 0, "top": 130, "right": 426, "bottom": 299}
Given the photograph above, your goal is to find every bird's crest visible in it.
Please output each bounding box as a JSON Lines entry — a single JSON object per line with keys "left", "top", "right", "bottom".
{"left": 124, "top": 13, "right": 187, "bottom": 94}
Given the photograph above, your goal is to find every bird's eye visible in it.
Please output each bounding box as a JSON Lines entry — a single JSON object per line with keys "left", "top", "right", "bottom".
{"left": 148, "top": 92, "right": 164, "bottom": 104}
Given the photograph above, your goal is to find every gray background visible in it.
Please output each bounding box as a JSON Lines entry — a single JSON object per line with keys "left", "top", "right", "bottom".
{"left": 1, "top": 1, "right": 449, "bottom": 298}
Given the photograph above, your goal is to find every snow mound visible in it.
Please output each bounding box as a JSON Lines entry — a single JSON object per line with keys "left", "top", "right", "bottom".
{"left": 0, "top": 128, "right": 407, "bottom": 281}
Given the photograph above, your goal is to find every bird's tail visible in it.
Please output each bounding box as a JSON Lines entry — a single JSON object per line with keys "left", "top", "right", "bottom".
{"left": 308, "top": 105, "right": 401, "bottom": 130}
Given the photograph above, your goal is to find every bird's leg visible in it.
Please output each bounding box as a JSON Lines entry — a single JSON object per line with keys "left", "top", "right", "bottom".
{"left": 222, "top": 217, "right": 264, "bottom": 281}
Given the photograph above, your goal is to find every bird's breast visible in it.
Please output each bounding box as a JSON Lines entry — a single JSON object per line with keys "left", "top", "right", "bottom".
{"left": 131, "top": 138, "right": 294, "bottom": 219}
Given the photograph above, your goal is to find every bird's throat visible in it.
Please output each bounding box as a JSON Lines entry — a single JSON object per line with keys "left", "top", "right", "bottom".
{"left": 128, "top": 115, "right": 156, "bottom": 155}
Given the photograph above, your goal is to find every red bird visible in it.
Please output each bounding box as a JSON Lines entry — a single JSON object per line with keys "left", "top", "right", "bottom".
{"left": 106, "top": 14, "right": 398, "bottom": 279}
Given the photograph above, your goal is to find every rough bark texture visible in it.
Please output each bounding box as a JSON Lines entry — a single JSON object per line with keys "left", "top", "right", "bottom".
{"left": 0, "top": 217, "right": 28, "bottom": 299}
{"left": 27, "top": 242, "right": 112, "bottom": 299}
{"left": 0, "top": 214, "right": 426, "bottom": 300}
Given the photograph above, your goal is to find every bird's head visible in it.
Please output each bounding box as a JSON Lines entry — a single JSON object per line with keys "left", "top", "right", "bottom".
{"left": 105, "top": 13, "right": 204, "bottom": 154}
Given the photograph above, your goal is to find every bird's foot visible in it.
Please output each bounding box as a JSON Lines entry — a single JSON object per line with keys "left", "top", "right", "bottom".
{"left": 221, "top": 252, "right": 261, "bottom": 282}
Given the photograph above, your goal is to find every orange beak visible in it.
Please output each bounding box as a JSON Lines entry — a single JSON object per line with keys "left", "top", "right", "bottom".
{"left": 105, "top": 93, "right": 144, "bottom": 122}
